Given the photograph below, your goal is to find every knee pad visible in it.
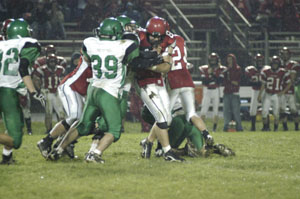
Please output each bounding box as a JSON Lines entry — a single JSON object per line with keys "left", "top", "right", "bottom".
{"left": 61, "top": 119, "right": 71, "bottom": 131}
{"left": 92, "top": 133, "right": 104, "bottom": 140}
{"left": 156, "top": 122, "right": 168, "bottom": 129}
{"left": 76, "top": 121, "right": 94, "bottom": 136}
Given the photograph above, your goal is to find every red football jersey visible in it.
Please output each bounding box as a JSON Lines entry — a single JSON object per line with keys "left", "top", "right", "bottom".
{"left": 34, "top": 55, "right": 67, "bottom": 70}
{"left": 135, "top": 29, "right": 174, "bottom": 87}
{"left": 261, "top": 66, "right": 290, "bottom": 94}
{"left": 283, "top": 60, "right": 299, "bottom": 94}
{"left": 33, "top": 65, "right": 65, "bottom": 93}
{"left": 245, "top": 65, "right": 262, "bottom": 90}
{"left": 199, "top": 65, "right": 226, "bottom": 89}
{"left": 167, "top": 34, "right": 194, "bottom": 89}
{"left": 60, "top": 57, "right": 92, "bottom": 96}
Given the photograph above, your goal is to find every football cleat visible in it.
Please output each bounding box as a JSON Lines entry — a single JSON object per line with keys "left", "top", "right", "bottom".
{"left": 204, "top": 134, "right": 214, "bottom": 147}
{"left": 0, "top": 153, "right": 15, "bottom": 165}
{"left": 37, "top": 139, "right": 52, "bottom": 159}
{"left": 48, "top": 149, "right": 62, "bottom": 161}
{"left": 155, "top": 148, "right": 163, "bottom": 157}
{"left": 261, "top": 127, "right": 270, "bottom": 131}
{"left": 65, "top": 144, "right": 75, "bottom": 159}
{"left": 163, "top": 149, "right": 185, "bottom": 162}
{"left": 85, "top": 152, "right": 105, "bottom": 164}
{"left": 213, "top": 144, "right": 235, "bottom": 157}
{"left": 140, "top": 138, "right": 153, "bottom": 158}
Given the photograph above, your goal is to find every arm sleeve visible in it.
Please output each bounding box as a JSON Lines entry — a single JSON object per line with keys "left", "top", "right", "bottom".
{"left": 123, "top": 42, "right": 139, "bottom": 64}
{"left": 20, "top": 42, "right": 41, "bottom": 64}
{"left": 81, "top": 44, "right": 91, "bottom": 62}
{"left": 19, "top": 58, "right": 30, "bottom": 77}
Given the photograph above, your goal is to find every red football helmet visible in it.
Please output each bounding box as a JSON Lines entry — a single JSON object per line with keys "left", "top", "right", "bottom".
{"left": 1, "top": 18, "right": 14, "bottom": 39}
{"left": 254, "top": 53, "right": 264, "bottom": 68}
{"left": 46, "top": 53, "right": 57, "bottom": 70}
{"left": 208, "top": 52, "right": 219, "bottom": 67}
{"left": 45, "top": 44, "right": 56, "bottom": 56}
{"left": 279, "top": 46, "right": 291, "bottom": 61}
{"left": 270, "top": 55, "right": 281, "bottom": 70}
{"left": 146, "top": 16, "right": 167, "bottom": 37}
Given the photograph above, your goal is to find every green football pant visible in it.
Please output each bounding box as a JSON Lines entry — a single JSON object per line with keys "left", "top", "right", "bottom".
{"left": 168, "top": 115, "right": 204, "bottom": 150}
{"left": 0, "top": 87, "right": 24, "bottom": 149}
{"left": 76, "top": 87, "right": 122, "bottom": 141}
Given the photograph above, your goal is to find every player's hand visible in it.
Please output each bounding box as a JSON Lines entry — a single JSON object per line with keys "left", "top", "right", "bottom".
{"left": 31, "top": 91, "right": 46, "bottom": 107}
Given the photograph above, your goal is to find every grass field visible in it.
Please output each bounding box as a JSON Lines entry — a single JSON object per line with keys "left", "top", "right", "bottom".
{"left": 0, "top": 121, "right": 300, "bottom": 199}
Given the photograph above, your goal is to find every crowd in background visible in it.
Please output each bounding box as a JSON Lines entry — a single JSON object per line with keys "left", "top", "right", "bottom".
{"left": 0, "top": 0, "right": 156, "bottom": 40}
{"left": 233, "top": 0, "right": 300, "bottom": 31}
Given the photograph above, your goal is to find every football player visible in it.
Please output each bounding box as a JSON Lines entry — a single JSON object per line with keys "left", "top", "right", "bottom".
{"left": 199, "top": 53, "right": 226, "bottom": 132}
{"left": 37, "top": 56, "right": 92, "bottom": 159}
{"left": 34, "top": 44, "right": 67, "bottom": 70}
{"left": 32, "top": 54, "right": 66, "bottom": 134}
{"left": 279, "top": 47, "right": 300, "bottom": 131}
{"left": 245, "top": 53, "right": 265, "bottom": 131}
{"left": 142, "top": 100, "right": 235, "bottom": 158}
{"left": 165, "top": 24, "right": 215, "bottom": 144}
{"left": 0, "top": 18, "right": 14, "bottom": 41}
{"left": 48, "top": 18, "right": 149, "bottom": 163}
{"left": 258, "top": 56, "right": 292, "bottom": 131}
{"left": 135, "top": 16, "right": 184, "bottom": 162}
{"left": 0, "top": 19, "right": 44, "bottom": 164}
{"left": 1, "top": 18, "right": 33, "bottom": 135}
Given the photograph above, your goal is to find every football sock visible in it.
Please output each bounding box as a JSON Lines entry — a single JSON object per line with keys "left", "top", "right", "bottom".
{"left": 25, "top": 117, "right": 32, "bottom": 132}
{"left": 213, "top": 124, "right": 217, "bottom": 131}
{"left": 283, "top": 122, "right": 288, "bottom": 130}
{"left": 274, "top": 124, "right": 278, "bottom": 131}
{"left": 94, "top": 149, "right": 102, "bottom": 155}
{"left": 163, "top": 145, "right": 171, "bottom": 153}
{"left": 202, "top": 129, "right": 209, "bottom": 139}
{"left": 89, "top": 142, "right": 97, "bottom": 153}
{"left": 3, "top": 148, "right": 12, "bottom": 156}
{"left": 295, "top": 123, "right": 298, "bottom": 130}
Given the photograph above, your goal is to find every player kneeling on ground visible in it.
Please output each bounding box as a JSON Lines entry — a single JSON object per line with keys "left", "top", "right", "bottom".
{"left": 141, "top": 102, "right": 235, "bottom": 158}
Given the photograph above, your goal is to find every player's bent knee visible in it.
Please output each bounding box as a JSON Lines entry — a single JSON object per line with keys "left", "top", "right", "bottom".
{"left": 157, "top": 122, "right": 168, "bottom": 129}
{"left": 61, "top": 119, "right": 71, "bottom": 131}
{"left": 13, "top": 136, "right": 22, "bottom": 149}
{"left": 76, "top": 122, "right": 94, "bottom": 136}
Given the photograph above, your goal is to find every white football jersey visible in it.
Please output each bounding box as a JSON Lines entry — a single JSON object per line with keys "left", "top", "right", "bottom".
{"left": 0, "top": 38, "right": 38, "bottom": 89}
{"left": 84, "top": 37, "right": 136, "bottom": 98}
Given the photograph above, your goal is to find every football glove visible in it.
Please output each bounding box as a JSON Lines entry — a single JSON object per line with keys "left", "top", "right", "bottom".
{"left": 31, "top": 91, "right": 45, "bottom": 107}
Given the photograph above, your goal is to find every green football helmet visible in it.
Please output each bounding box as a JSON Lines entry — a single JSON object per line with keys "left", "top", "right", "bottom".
{"left": 116, "top": 15, "right": 137, "bottom": 32}
{"left": 97, "top": 17, "right": 123, "bottom": 40}
{"left": 6, "top": 18, "right": 32, "bottom": 40}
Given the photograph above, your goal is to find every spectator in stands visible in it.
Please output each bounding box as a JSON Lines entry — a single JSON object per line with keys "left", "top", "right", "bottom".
{"left": 235, "top": 0, "right": 261, "bottom": 22}
{"left": 65, "top": 52, "right": 81, "bottom": 75}
{"left": 257, "top": 0, "right": 300, "bottom": 32}
{"left": 49, "top": 0, "right": 66, "bottom": 39}
{"left": 31, "top": 0, "right": 52, "bottom": 39}
{"left": 281, "top": 0, "right": 300, "bottom": 31}
{"left": 103, "top": 0, "right": 122, "bottom": 18}
{"left": 223, "top": 54, "right": 243, "bottom": 132}
{"left": 122, "top": 2, "right": 143, "bottom": 26}
{"left": 78, "top": 0, "right": 103, "bottom": 31}
{"left": 0, "top": 0, "right": 8, "bottom": 21}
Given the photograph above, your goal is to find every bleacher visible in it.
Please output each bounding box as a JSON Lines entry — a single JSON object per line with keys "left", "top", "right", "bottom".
{"left": 43, "top": 0, "right": 300, "bottom": 71}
